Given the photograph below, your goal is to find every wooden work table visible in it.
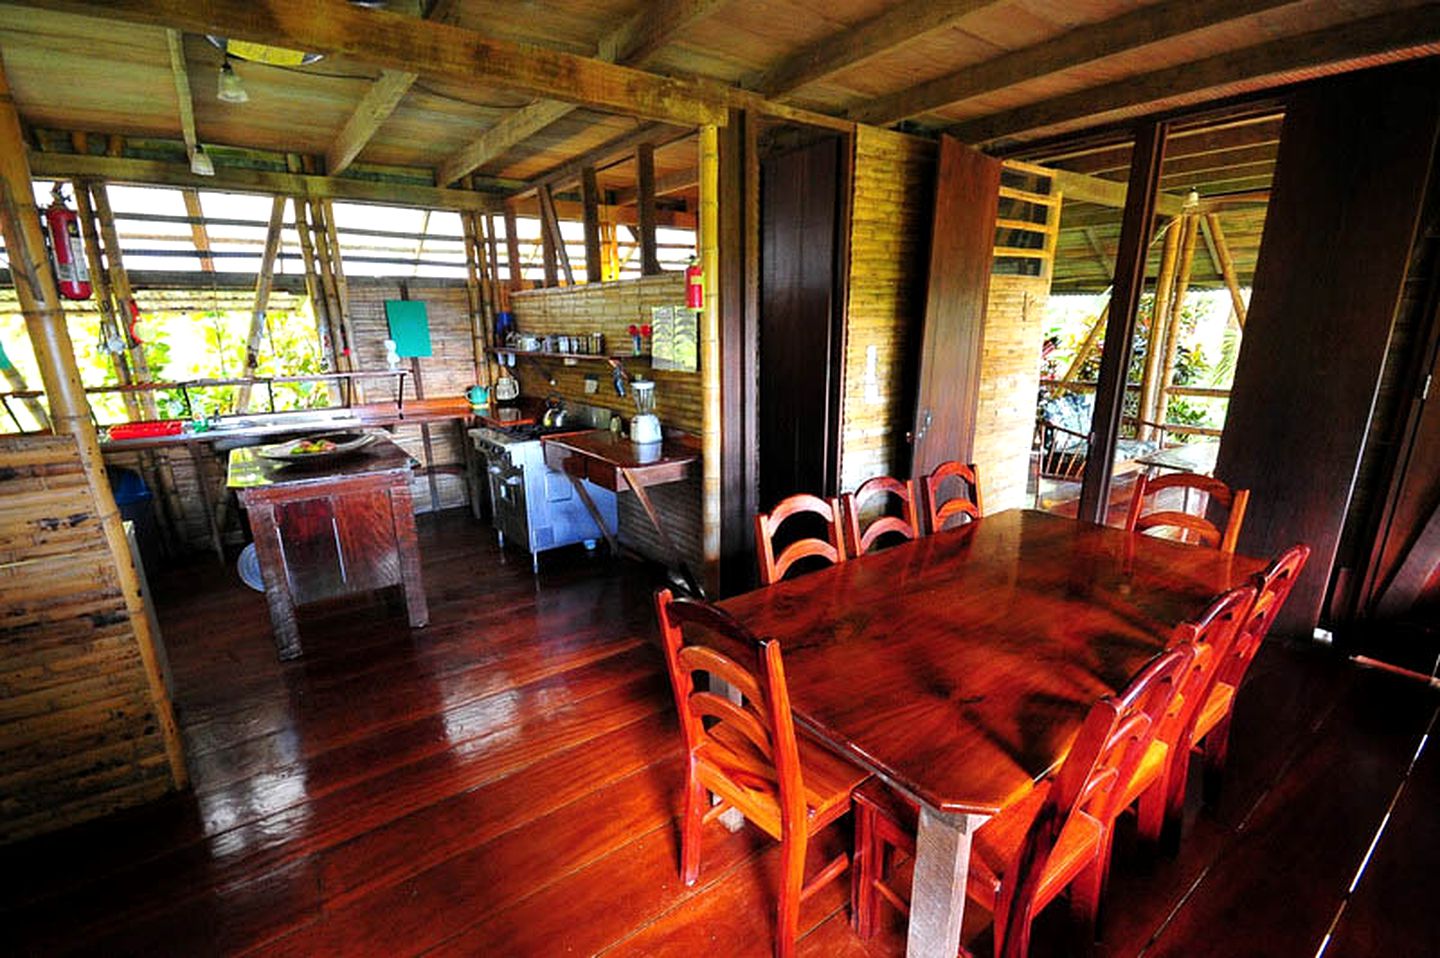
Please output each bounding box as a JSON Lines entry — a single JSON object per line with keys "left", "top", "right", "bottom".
{"left": 228, "top": 436, "right": 428, "bottom": 660}
{"left": 542, "top": 429, "right": 701, "bottom": 589}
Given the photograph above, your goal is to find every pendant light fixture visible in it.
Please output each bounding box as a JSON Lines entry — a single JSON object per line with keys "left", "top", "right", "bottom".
{"left": 217, "top": 57, "right": 249, "bottom": 104}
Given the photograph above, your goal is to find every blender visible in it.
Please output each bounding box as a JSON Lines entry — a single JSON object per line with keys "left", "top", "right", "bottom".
{"left": 629, "top": 378, "right": 662, "bottom": 444}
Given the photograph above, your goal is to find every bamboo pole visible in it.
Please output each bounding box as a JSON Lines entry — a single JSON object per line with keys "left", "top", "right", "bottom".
{"left": 459, "top": 208, "right": 491, "bottom": 389}
{"left": 182, "top": 189, "right": 215, "bottom": 273}
{"left": 1157, "top": 214, "right": 1200, "bottom": 425}
{"left": 699, "top": 123, "right": 721, "bottom": 596}
{"left": 1137, "top": 217, "right": 1180, "bottom": 440}
{"left": 1060, "top": 299, "right": 1109, "bottom": 385}
{"left": 72, "top": 181, "right": 140, "bottom": 421}
{"left": 235, "top": 195, "right": 287, "bottom": 412}
{"left": 89, "top": 181, "right": 156, "bottom": 416}
{"left": 0, "top": 51, "right": 186, "bottom": 789}
{"left": 1203, "top": 212, "right": 1248, "bottom": 330}
{"left": 289, "top": 194, "right": 336, "bottom": 370}
{"left": 504, "top": 203, "right": 523, "bottom": 290}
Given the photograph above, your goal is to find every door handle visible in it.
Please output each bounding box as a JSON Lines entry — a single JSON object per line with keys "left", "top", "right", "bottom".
{"left": 914, "top": 409, "right": 932, "bottom": 443}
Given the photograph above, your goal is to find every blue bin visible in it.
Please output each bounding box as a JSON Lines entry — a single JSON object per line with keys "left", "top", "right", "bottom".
{"left": 107, "top": 466, "right": 162, "bottom": 569}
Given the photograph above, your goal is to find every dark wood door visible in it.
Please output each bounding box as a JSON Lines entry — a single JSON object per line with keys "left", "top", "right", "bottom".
{"left": 759, "top": 135, "right": 843, "bottom": 509}
{"left": 1214, "top": 60, "right": 1440, "bottom": 637}
{"left": 909, "top": 136, "right": 1001, "bottom": 478}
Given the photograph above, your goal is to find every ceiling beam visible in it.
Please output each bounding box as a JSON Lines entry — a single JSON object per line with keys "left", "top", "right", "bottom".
{"left": 852, "top": 0, "right": 1297, "bottom": 125}
{"left": 611, "top": 168, "right": 697, "bottom": 206}
{"left": 163, "top": 30, "right": 200, "bottom": 165}
{"left": 30, "top": 152, "right": 499, "bottom": 211}
{"left": 950, "top": 6, "right": 1440, "bottom": 145}
{"left": 1050, "top": 168, "right": 1187, "bottom": 217}
{"left": 327, "top": 70, "right": 418, "bottom": 175}
{"left": 512, "top": 122, "right": 686, "bottom": 198}
{"left": 756, "top": 0, "right": 1000, "bottom": 97}
{"left": 435, "top": 0, "right": 725, "bottom": 185}
{"left": 12, "top": 0, "right": 730, "bottom": 128}
{"left": 325, "top": 0, "right": 465, "bottom": 176}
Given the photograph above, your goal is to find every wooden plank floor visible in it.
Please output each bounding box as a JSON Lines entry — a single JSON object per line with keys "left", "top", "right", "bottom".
{"left": 3, "top": 511, "right": 1437, "bottom": 957}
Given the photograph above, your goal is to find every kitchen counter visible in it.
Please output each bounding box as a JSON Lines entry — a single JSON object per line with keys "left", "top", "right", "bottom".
{"left": 540, "top": 429, "right": 698, "bottom": 491}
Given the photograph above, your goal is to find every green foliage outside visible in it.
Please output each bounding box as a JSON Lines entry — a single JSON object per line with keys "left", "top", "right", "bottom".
{"left": 1040, "top": 290, "right": 1241, "bottom": 442}
{"left": 0, "top": 300, "right": 329, "bottom": 432}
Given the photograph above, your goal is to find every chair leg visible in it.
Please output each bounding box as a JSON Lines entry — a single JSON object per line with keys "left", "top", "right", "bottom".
{"left": 1201, "top": 715, "right": 1233, "bottom": 808}
{"left": 851, "top": 804, "right": 879, "bottom": 938}
{"left": 681, "top": 768, "right": 706, "bottom": 886}
{"left": 1136, "top": 768, "right": 1168, "bottom": 851}
{"left": 1068, "top": 855, "right": 1103, "bottom": 956}
{"left": 776, "top": 833, "right": 806, "bottom": 958}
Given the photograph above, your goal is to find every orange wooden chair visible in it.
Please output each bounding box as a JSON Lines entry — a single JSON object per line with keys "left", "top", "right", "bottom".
{"left": 754, "top": 493, "right": 846, "bottom": 585}
{"left": 654, "top": 589, "right": 870, "bottom": 958}
{"left": 922, "top": 461, "right": 984, "bottom": 534}
{"left": 1124, "top": 471, "right": 1250, "bottom": 553}
{"left": 851, "top": 645, "right": 1195, "bottom": 957}
{"left": 842, "top": 476, "right": 921, "bottom": 558}
{"left": 1193, "top": 544, "right": 1311, "bottom": 803}
{"left": 1118, "top": 584, "right": 1257, "bottom": 854}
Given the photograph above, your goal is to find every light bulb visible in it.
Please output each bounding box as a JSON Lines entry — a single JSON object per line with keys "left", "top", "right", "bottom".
{"left": 217, "top": 59, "right": 249, "bottom": 104}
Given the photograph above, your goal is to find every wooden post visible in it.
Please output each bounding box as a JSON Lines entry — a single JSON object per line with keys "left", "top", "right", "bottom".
{"left": 581, "top": 166, "right": 603, "bottom": 283}
{"left": 235, "top": 195, "right": 287, "bottom": 412}
{"left": 539, "top": 195, "right": 559, "bottom": 287}
{"left": 0, "top": 50, "right": 186, "bottom": 789}
{"left": 699, "top": 123, "right": 721, "bottom": 596}
{"left": 1157, "top": 214, "right": 1200, "bottom": 426}
{"left": 1137, "top": 217, "right": 1180, "bottom": 440}
{"left": 538, "top": 184, "right": 573, "bottom": 285}
{"left": 504, "top": 202, "right": 523, "bottom": 289}
{"left": 89, "top": 181, "right": 156, "bottom": 415}
{"left": 182, "top": 190, "right": 215, "bottom": 272}
{"left": 637, "top": 141, "right": 661, "bottom": 275}
{"left": 459, "top": 208, "right": 492, "bottom": 388}
{"left": 73, "top": 181, "right": 140, "bottom": 421}
{"left": 1203, "top": 212, "right": 1248, "bottom": 329}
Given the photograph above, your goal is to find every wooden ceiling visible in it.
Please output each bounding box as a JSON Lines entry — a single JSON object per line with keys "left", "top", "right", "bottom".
{"left": 0, "top": 0, "right": 1435, "bottom": 208}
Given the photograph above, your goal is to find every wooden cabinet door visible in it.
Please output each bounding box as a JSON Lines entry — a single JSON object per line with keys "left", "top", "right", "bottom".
{"left": 909, "top": 136, "right": 1001, "bottom": 478}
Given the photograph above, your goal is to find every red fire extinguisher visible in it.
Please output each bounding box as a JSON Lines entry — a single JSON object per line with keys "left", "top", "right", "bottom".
{"left": 685, "top": 256, "right": 703, "bottom": 310}
{"left": 44, "top": 186, "right": 92, "bottom": 301}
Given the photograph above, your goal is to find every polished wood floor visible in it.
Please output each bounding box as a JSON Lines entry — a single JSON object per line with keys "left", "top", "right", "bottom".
{"left": 4, "top": 511, "right": 1437, "bottom": 956}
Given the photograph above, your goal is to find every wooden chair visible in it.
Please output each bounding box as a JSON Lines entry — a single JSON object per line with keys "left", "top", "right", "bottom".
{"left": 842, "top": 476, "right": 920, "bottom": 558}
{"left": 1118, "top": 584, "right": 1257, "bottom": 854}
{"left": 654, "top": 589, "right": 869, "bottom": 958}
{"left": 851, "top": 645, "right": 1195, "bottom": 956}
{"left": 1193, "top": 544, "right": 1312, "bottom": 803}
{"left": 1124, "top": 471, "right": 1249, "bottom": 552}
{"left": 754, "top": 493, "right": 846, "bottom": 585}
{"left": 922, "top": 461, "right": 983, "bottom": 534}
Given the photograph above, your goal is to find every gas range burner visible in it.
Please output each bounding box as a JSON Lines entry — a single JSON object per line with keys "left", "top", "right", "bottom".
{"left": 496, "top": 423, "right": 587, "bottom": 442}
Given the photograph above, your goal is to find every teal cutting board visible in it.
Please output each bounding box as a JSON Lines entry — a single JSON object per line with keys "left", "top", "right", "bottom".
{"left": 385, "top": 300, "right": 432, "bottom": 357}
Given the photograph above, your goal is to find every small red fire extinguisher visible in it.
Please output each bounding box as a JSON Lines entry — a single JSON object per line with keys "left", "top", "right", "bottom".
{"left": 44, "top": 186, "right": 92, "bottom": 301}
{"left": 685, "top": 256, "right": 703, "bottom": 310}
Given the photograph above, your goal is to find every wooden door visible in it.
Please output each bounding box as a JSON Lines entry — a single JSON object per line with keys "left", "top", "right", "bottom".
{"left": 908, "top": 136, "right": 1001, "bottom": 478}
{"left": 758, "top": 135, "right": 844, "bottom": 508}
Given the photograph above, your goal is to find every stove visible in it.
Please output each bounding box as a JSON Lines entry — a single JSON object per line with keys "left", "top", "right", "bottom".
{"left": 469, "top": 424, "right": 617, "bottom": 573}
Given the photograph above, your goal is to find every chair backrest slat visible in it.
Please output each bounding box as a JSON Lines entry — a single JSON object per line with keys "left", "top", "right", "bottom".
{"left": 1160, "top": 584, "right": 1258, "bottom": 755}
{"left": 922, "top": 461, "right": 983, "bottom": 534}
{"left": 755, "top": 493, "right": 846, "bottom": 585}
{"left": 1125, "top": 471, "right": 1250, "bottom": 553}
{"left": 1217, "top": 544, "right": 1311, "bottom": 688}
{"left": 995, "top": 645, "right": 1193, "bottom": 958}
{"left": 843, "top": 476, "right": 920, "bottom": 557}
{"left": 655, "top": 589, "right": 806, "bottom": 826}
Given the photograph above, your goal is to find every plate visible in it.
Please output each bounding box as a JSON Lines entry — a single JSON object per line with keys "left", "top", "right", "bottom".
{"left": 256, "top": 431, "right": 376, "bottom": 463}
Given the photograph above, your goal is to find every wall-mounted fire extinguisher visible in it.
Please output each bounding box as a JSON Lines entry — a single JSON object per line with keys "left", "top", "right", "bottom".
{"left": 685, "top": 256, "right": 703, "bottom": 310}
{"left": 44, "top": 185, "right": 92, "bottom": 301}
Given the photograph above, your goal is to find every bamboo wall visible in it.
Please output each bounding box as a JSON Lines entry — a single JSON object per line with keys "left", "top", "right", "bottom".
{"left": 973, "top": 275, "right": 1050, "bottom": 512}
{"left": 838, "top": 126, "right": 936, "bottom": 492}
{"left": 508, "top": 274, "right": 698, "bottom": 432}
{"left": 836, "top": 128, "right": 1050, "bottom": 510}
{"left": 1, "top": 434, "right": 179, "bottom": 844}
{"left": 510, "top": 274, "right": 702, "bottom": 569}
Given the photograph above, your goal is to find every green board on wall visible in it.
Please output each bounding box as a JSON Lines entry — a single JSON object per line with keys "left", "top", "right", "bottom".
{"left": 385, "top": 300, "right": 432, "bottom": 357}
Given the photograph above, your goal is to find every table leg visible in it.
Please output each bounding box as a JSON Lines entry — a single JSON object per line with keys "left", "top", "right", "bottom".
{"left": 907, "top": 807, "right": 988, "bottom": 958}
{"left": 567, "top": 475, "right": 620, "bottom": 556}
{"left": 388, "top": 479, "right": 429, "bottom": 628}
{"left": 618, "top": 466, "right": 703, "bottom": 597}
{"left": 186, "top": 440, "right": 225, "bottom": 563}
{"left": 247, "top": 501, "right": 302, "bottom": 660}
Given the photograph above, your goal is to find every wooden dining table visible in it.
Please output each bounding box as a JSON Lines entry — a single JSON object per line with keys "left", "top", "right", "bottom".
{"left": 719, "top": 508, "right": 1263, "bottom": 958}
